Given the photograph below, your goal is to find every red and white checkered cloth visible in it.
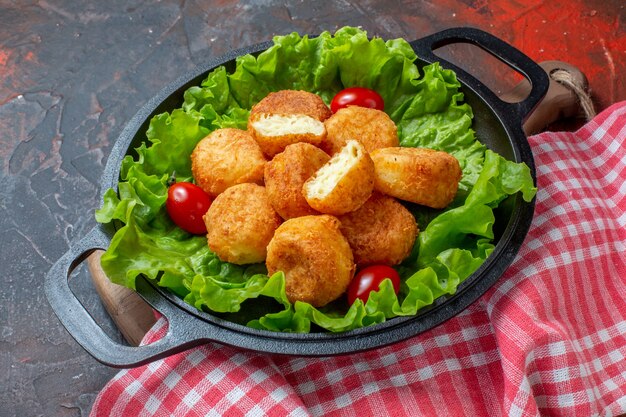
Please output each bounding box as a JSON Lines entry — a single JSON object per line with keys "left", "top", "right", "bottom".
{"left": 91, "top": 101, "right": 626, "bottom": 417}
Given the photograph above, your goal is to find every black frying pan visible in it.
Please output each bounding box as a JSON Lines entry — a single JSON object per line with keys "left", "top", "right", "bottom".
{"left": 45, "top": 27, "right": 548, "bottom": 367}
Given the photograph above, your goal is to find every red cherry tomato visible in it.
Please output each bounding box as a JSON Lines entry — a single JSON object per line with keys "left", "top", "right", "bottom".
{"left": 330, "top": 87, "right": 384, "bottom": 113}
{"left": 166, "top": 182, "right": 212, "bottom": 234}
{"left": 347, "top": 265, "right": 400, "bottom": 305}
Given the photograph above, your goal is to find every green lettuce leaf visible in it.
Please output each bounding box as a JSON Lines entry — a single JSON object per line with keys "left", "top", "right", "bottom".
{"left": 96, "top": 27, "right": 536, "bottom": 333}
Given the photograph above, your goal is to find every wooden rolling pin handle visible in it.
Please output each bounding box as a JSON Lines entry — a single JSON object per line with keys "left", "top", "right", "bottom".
{"left": 87, "top": 250, "right": 157, "bottom": 346}
{"left": 500, "top": 60, "right": 589, "bottom": 135}
{"left": 86, "top": 60, "right": 587, "bottom": 347}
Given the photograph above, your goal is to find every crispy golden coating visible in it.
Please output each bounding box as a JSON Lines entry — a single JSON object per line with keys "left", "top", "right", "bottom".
{"left": 339, "top": 193, "right": 418, "bottom": 267}
{"left": 203, "top": 183, "right": 281, "bottom": 265}
{"left": 264, "top": 143, "right": 330, "bottom": 220}
{"left": 303, "top": 140, "right": 375, "bottom": 215}
{"left": 266, "top": 215, "right": 355, "bottom": 307}
{"left": 371, "top": 147, "right": 462, "bottom": 209}
{"left": 322, "top": 106, "right": 399, "bottom": 155}
{"left": 191, "top": 128, "right": 266, "bottom": 197}
{"left": 249, "top": 90, "right": 332, "bottom": 121}
{"left": 248, "top": 90, "right": 331, "bottom": 157}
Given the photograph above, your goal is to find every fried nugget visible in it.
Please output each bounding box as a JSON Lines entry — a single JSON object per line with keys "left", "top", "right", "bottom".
{"left": 303, "top": 140, "right": 375, "bottom": 215}
{"left": 321, "top": 106, "right": 399, "bottom": 155}
{"left": 248, "top": 90, "right": 332, "bottom": 157}
{"left": 203, "top": 183, "right": 281, "bottom": 265}
{"left": 371, "top": 147, "right": 462, "bottom": 209}
{"left": 191, "top": 128, "right": 266, "bottom": 197}
{"left": 266, "top": 215, "right": 355, "bottom": 307}
{"left": 264, "top": 142, "right": 330, "bottom": 220}
{"left": 339, "top": 193, "right": 418, "bottom": 267}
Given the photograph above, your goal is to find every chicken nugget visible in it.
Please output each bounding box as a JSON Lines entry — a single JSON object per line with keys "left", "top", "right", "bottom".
{"left": 203, "top": 183, "right": 281, "bottom": 265}
{"left": 266, "top": 215, "right": 355, "bottom": 307}
{"left": 264, "top": 142, "right": 330, "bottom": 220}
{"left": 191, "top": 128, "right": 266, "bottom": 197}
{"left": 339, "top": 193, "right": 418, "bottom": 267}
{"left": 371, "top": 147, "right": 462, "bottom": 209}
{"left": 250, "top": 90, "right": 332, "bottom": 120}
{"left": 303, "top": 140, "right": 375, "bottom": 215}
{"left": 248, "top": 90, "right": 332, "bottom": 157}
{"left": 322, "top": 106, "right": 399, "bottom": 155}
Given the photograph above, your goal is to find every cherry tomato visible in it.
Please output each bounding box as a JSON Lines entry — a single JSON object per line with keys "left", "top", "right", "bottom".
{"left": 166, "top": 182, "right": 212, "bottom": 234}
{"left": 347, "top": 265, "right": 400, "bottom": 305}
{"left": 330, "top": 87, "right": 384, "bottom": 113}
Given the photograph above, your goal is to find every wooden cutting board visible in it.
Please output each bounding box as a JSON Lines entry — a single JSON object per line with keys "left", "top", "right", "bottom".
{"left": 87, "top": 60, "right": 589, "bottom": 347}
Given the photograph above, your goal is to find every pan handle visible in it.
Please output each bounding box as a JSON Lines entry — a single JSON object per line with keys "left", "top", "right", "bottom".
{"left": 44, "top": 225, "right": 206, "bottom": 367}
{"left": 410, "top": 27, "right": 549, "bottom": 124}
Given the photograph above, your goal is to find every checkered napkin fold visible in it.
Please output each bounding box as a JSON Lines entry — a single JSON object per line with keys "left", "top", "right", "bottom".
{"left": 91, "top": 102, "right": 626, "bottom": 417}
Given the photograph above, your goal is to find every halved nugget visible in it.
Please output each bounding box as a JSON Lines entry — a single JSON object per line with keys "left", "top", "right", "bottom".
{"left": 339, "top": 193, "right": 418, "bottom": 267}
{"left": 371, "top": 147, "right": 462, "bottom": 209}
{"left": 303, "top": 140, "right": 375, "bottom": 215}
{"left": 266, "top": 215, "right": 355, "bottom": 307}
{"left": 248, "top": 90, "right": 331, "bottom": 157}
{"left": 191, "top": 128, "right": 266, "bottom": 197}
{"left": 322, "top": 106, "right": 399, "bottom": 155}
{"left": 264, "top": 142, "right": 330, "bottom": 220}
{"left": 203, "top": 183, "right": 281, "bottom": 265}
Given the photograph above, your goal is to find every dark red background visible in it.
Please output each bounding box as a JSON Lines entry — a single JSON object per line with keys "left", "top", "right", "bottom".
{"left": 1, "top": 1, "right": 624, "bottom": 415}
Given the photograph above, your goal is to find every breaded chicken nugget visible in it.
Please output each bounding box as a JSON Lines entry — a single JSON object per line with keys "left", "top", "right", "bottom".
{"left": 191, "top": 128, "right": 266, "bottom": 197}
{"left": 266, "top": 215, "right": 355, "bottom": 307}
{"left": 203, "top": 183, "right": 281, "bottom": 265}
{"left": 339, "top": 193, "right": 418, "bottom": 267}
{"left": 371, "top": 147, "right": 462, "bottom": 209}
{"left": 248, "top": 90, "right": 332, "bottom": 157}
{"left": 322, "top": 106, "right": 399, "bottom": 155}
{"left": 250, "top": 90, "right": 332, "bottom": 120}
{"left": 303, "top": 140, "right": 375, "bottom": 215}
{"left": 264, "top": 142, "right": 330, "bottom": 220}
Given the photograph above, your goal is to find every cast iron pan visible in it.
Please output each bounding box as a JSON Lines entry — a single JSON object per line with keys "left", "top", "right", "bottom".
{"left": 45, "top": 27, "right": 549, "bottom": 367}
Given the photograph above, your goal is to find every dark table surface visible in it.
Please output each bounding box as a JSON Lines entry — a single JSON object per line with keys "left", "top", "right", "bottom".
{"left": 1, "top": 1, "right": 625, "bottom": 415}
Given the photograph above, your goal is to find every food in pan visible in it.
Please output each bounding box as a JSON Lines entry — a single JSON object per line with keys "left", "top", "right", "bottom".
{"left": 266, "top": 215, "right": 355, "bottom": 307}
{"left": 204, "top": 183, "right": 281, "bottom": 265}
{"left": 330, "top": 86, "right": 385, "bottom": 113}
{"left": 303, "top": 139, "right": 375, "bottom": 215}
{"left": 322, "top": 106, "right": 399, "bottom": 155}
{"left": 338, "top": 193, "right": 418, "bottom": 267}
{"left": 96, "top": 27, "right": 537, "bottom": 334}
{"left": 347, "top": 264, "right": 400, "bottom": 306}
{"left": 248, "top": 90, "right": 332, "bottom": 157}
{"left": 191, "top": 128, "right": 266, "bottom": 197}
{"left": 264, "top": 142, "right": 330, "bottom": 220}
{"left": 371, "top": 147, "right": 462, "bottom": 208}
{"left": 166, "top": 181, "right": 212, "bottom": 235}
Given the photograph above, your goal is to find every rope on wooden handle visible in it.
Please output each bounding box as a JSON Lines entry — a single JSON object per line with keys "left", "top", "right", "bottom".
{"left": 550, "top": 69, "right": 596, "bottom": 120}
